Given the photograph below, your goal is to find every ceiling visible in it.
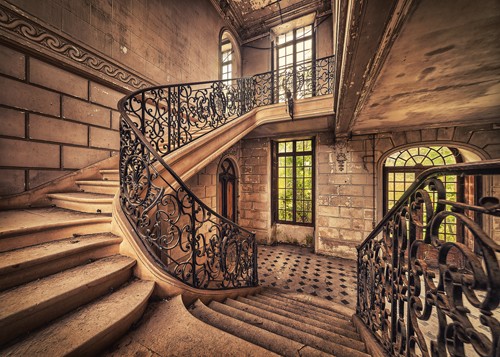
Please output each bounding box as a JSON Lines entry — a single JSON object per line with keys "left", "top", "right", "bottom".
{"left": 210, "top": 0, "right": 330, "bottom": 43}
{"left": 335, "top": 0, "right": 500, "bottom": 136}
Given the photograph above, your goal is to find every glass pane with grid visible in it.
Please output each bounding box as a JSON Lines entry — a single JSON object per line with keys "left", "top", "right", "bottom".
{"left": 385, "top": 146, "right": 459, "bottom": 242}
{"left": 276, "top": 139, "right": 314, "bottom": 225}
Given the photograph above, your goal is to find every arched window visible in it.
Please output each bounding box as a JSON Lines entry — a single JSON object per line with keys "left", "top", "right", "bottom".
{"left": 384, "top": 146, "right": 463, "bottom": 242}
{"left": 218, "top": 159, "right": 237, "bottom": 222}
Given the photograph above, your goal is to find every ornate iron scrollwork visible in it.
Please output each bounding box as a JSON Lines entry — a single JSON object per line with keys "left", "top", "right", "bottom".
{"left": 357, "top": 162, "right": 500, "bottom": 356}
{"left": 118, "top": 55, "right": 334, "bottom": 290}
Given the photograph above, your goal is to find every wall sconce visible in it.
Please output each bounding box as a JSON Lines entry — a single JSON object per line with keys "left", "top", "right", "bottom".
{"left": 285, "top": 88, "right": 294, "bottom": 119}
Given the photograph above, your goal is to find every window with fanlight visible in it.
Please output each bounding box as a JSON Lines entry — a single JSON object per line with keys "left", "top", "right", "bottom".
{"left": 221, "top": 40, "right": 232, "bottom": 82}
{"left": 384, "top": 146, "right": 466, "bottom": 242}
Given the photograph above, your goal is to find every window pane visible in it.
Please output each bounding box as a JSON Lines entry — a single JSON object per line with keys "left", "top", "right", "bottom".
{"left": 275, "top": 139, "right": 314, "bottom": 225}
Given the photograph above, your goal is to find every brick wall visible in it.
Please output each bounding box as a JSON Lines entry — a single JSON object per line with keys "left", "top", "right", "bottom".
{"left": 0, "top": 44, "right": 124, "bottom": 196}
{"left": 185, "top": 162, "right": 218, "bottom": 212}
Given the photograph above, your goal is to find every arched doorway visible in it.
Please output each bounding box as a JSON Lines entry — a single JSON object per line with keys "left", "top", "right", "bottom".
{"left": 218, "top": 158, "right": 238, "bottom": 222}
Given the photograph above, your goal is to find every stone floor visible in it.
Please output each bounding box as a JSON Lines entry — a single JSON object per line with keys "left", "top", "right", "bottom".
{"left": 257, "top": 244, "right": 357, "bottom": 309}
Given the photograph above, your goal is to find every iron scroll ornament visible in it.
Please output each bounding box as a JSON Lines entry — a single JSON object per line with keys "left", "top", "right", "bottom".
{"left": 118, "top": 55, "right": 334, "bottom": 290}
{"left": 357, "top": 162, "right": 500, "bottom": 356}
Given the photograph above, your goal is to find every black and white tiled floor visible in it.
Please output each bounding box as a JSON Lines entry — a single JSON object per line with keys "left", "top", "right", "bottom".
{"left": 257, "top": 244, "right": 357, "bottom": 308}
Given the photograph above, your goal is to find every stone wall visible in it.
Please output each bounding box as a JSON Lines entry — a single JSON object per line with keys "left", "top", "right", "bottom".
{"left": 238, "top": 138, "right": 271, "bottom": 243}
{"left": 0, "top": 45, "right": 124, "bottom": 195}
{"left": 236, "top": 123, "right": 500, "bottom": 259}
{"left": 0, "top": 0, "right": 226, "bottom": 197}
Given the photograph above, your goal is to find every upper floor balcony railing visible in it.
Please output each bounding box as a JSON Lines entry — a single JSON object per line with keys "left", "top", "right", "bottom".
{"left": 357, "top": 160, "right": 500, "bottom": 357}
{"left": 118, "top": 55, "right": 334, "bottom": 290}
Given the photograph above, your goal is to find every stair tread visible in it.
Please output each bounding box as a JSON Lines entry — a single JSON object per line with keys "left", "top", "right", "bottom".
{"left": 258, "top": 291, "right": 354, "bottom": 324}
{"left": 0, "top": 233, "right": 122, "bottom": 274}
{"left": 0, "top": 255, "right": 135, "bottom": 324}
{"left": 226, "top": 298, "right": 365, "bottom": 352}
{"left": 99, "top": 169, "right": 119, "bottom": 173}
{"left": 210, "top": 300, "right": 369, "bottom": 357}
{"left": 2, "top": 280, "right": 154, "bottom": 356}
{"left": 47, "top": 192, "right": 114, "bottom": 202}
{"left": 76, "top": 180, "right": 119, "bottom": 186}
{"left": 0, "top": 207, "right": 111, "bottom": 238}
{"left": 251, "top": 294, "right": 357, "bottom": 332}
{"left": 191, "top": 300, "right": 317, "bottom": 356}
{"left": 237, "top": 295, "right": 360, "bottom": 340}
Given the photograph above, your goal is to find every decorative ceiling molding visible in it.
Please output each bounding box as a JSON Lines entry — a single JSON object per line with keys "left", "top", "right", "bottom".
{"left": 0, "top": 1, "right": 153, "bottom": 92}
{"left": 210, "top": 0, "right": 331, "bottom": 44}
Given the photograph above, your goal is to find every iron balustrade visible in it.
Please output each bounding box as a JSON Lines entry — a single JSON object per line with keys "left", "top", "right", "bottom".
{"left": 356, "top": 160, "right": 500, "bottom": 356}
{"left": 118, "top": 55, "right": 333, "bottom": 290}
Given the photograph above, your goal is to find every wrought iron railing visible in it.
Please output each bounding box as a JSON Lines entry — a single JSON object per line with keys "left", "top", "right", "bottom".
{"left": 357, "top": 160, "right": 500, "bottom": 356}
{"left": 118, "top": 55, "right": 333, "bottom": 289}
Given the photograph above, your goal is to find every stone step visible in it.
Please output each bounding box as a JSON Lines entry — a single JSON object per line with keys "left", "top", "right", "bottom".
{"left": 0, "top": 233, "right": 122, "bottom": 291}
{"left": 106, "top": 295, "right": 277, "bottom": 357}
{"left": 209, "top": 300, "right": 369, "bottom": 357}
{"left": 2, "top": 280, "right": 154, "bottom": 356}
{"left": 0, "top": 208, "right": 112, "bottom": 253}
{"left": 76, "top": 180, "right": 119, "bottom": 195}
{"left": 259, "top": 290, "right": 354, "bottom": 322}
{"left": 249, "top": 294, "right": 357, "bottom": 332}
{"left": 237, "top": 295, "right": 360, "bottom": 340}
{"left": 260, "top": 290, "right": 354, "bottom": 321}
{"left": 0, "top": 255, "right": 135, "bottom": 346}
{"left": 269, "top": 289, "right": 356, "bottom": 317}
{"left": 226, "top": 297, "right": 366, "bottom": 352}
{"left": 100, "top": 169, "right": 119, "bottom": 181}
{"left": 47, "top": 192, "right": 114, "bottom": 213}
{"left": 190, "top": 299, "right": 327, "bottom": 356}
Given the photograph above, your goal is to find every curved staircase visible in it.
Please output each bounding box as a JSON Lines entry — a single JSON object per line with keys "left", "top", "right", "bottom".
{"left": 0, "top": 169, "right": 154, "bottom": 356}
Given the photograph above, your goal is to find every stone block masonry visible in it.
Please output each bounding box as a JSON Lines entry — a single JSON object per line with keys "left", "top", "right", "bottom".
{"left": 0, "top": 43, "right": 124, "bottom": 196}
{"left": 238, "top": 138, "right": 271, "bottom": 244}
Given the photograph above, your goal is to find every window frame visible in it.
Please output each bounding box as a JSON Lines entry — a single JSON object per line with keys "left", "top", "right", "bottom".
{"left": 220, "top": 39, "right": 232, "bottom": 81}
{"left": 272, "top": 138, "right": 315, "bottom": 226}
{"left": 274, "top": 24, "right": 316, "bottom": 102}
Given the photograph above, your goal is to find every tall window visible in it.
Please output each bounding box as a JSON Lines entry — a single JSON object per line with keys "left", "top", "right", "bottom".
{"left": 275, "top": 25, "right": 314, "bottom": 102}
{"left": 273, "top": 139, "right": 315, "bottom": 225}
{"left": 221, "top": 40, "right": 232, "bottom": 82}
{"left": 384, "top": 146, "right": 463, "bottom": 242}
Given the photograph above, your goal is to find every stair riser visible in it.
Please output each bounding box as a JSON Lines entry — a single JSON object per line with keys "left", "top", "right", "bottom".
{"left": 210, "top": 302, "right": 367, "bottom": 357}
{"left": 237, "top": 296, "right": 360, "bottom": 340}
{"left": 101, "top": 173, "right": 119, "bottom": 181}
{"left": 77, "top": 184, "right": 119, "bottom": 195}
{"left": 260, "top": 292, "right": 352, "bottom": 322}
{"left": 0, "top": 267, "right": 133, "bottom": 346}
{"left": 225, "top": 299, "right": 366, "bottom": 352}
{"left": 0, "top": 243, "right": 120, "bottom": 291}
{"left": 191, "top": 301, "right": 307, "bottom": 356}
{"left": 50, "top": 198, "right": 113, "bottom": 213}
{"left": 0, "top": 222, "right": 112, "bottom": 253}
{"left": 250, "top": 295, "right": 357, "bottom": 332}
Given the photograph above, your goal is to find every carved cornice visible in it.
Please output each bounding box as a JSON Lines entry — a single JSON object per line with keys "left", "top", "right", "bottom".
{"left": 0, "top": 1, "right": 153, "bottom": 92}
